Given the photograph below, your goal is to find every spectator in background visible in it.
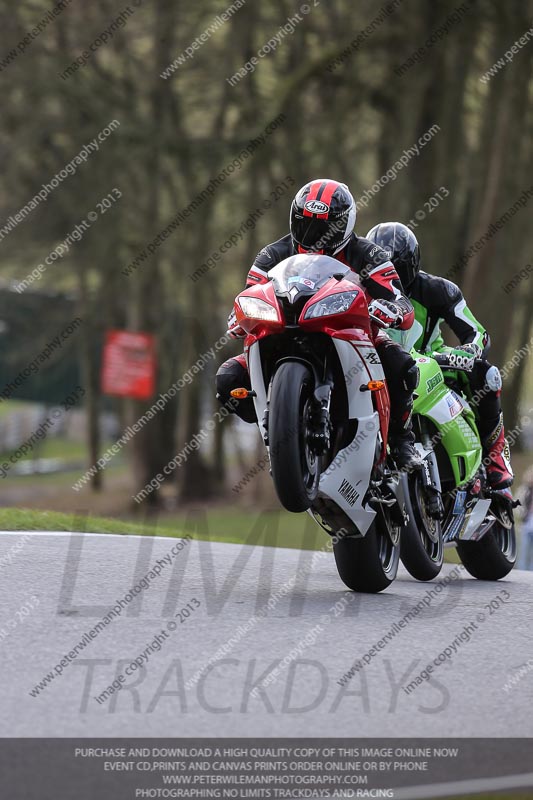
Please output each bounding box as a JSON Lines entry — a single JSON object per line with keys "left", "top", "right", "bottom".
{"left": 517, "top": 467, "right": 533, "bottom": 570}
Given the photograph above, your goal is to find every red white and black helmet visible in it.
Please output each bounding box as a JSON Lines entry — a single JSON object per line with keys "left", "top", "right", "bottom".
{"left": 290, "top": 179, "right": 357, "bottom": 255}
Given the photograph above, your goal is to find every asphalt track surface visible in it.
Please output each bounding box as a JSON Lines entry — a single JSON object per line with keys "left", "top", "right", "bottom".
{"left": 1, "top": 531, "right": 532, "bottom": 738}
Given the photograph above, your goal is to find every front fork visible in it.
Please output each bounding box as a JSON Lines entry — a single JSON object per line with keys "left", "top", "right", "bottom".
{"left": 308, "top": 382, "right": 333, "bottom": 454}
{"left": 418, "top": 424, "right": 445, "bottom": 520}
{"left": 261, "top": 371, "right": 332, "bottom": 456}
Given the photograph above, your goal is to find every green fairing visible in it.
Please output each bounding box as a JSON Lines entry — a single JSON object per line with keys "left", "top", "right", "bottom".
{"left": 413, "top": 352, "right": 481, "bottom": 487}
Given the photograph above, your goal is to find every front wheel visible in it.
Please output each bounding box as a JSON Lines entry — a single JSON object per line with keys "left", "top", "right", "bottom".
{"left": 400, "top": 472, "right": 443, "bottom": 581}
{"left": 456, "top": 522, "right": 516, "bottom": 580}
{"left": 333, "top": 509, "right": 400, "bottom": 593}
{"left": 269, "top": 361, "right": 321, "bottom": 513}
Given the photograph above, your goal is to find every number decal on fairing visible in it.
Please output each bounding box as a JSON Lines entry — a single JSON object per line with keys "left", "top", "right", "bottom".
{"left": 364, "top": 351, "right": 380, "bottom": 365}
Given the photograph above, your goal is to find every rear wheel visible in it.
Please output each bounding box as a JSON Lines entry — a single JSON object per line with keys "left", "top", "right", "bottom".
{"left": 456, "top": 522, "right": 516, "bottom": 580}
{"left": 400, "top": 472, "right": 443, "bottom": 580}
{"left": 269, "top": 361, "right": 320, "bottom": 513}
{"left": 333, "top": 508, "right": 400, "bottom": 592}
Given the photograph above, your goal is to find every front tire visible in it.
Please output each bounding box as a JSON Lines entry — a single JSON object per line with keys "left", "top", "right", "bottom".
{"left": 269, "top": 361, "right": 320, "bottom": 513}
{"left": 400, "top": 472, "right": 443, "bottom": 580}
{"left": 456, "top": 522, "right": 516, "bottom": 580}
{"left": 333, "top": 510, "right": 400, "bottom": 593}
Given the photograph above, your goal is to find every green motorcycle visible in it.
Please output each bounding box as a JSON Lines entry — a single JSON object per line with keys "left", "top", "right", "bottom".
{"left": 389, "top": 327, "right": 516, "bottom": 581}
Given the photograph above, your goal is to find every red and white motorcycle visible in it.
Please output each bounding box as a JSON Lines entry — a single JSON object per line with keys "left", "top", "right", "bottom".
{"left": 231, "top": 254, "right": 408, "bottom": 592}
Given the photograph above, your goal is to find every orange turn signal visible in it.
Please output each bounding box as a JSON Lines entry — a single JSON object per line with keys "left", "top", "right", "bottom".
{"left": 231, "top": 388, "right": 251, "bottom": 399}
{"left": 367, "top": 380, "right": 385, "bottom": 391}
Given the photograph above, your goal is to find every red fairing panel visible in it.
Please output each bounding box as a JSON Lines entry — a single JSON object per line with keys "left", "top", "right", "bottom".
{"left": 299, "top": 279, "right": 372, "bottom": 335}
{"left": 234, "top": 281, "right": 285, "bottom": 341}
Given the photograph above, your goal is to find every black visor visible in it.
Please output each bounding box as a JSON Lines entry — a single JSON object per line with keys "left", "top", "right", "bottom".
{"left": 291, "top": 214, "right": 347, "bottom": 253}
{"left": 395, "top": 258, "right": 418, "bottom": 290}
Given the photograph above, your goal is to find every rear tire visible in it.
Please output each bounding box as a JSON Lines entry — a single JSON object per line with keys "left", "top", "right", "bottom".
{"left": 333, "top": 511, "right": 400, "bottom": 593}
{"left": 269, "top": 361, "right": 320, "bottom": 513}
{"left": 456, "top": 523, "right": 516, "bottom": 580}
{"left": 400, "top": 472, "right": 443, "bottom": 581}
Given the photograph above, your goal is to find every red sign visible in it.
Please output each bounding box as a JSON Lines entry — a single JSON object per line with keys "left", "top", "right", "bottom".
{"left": 101, "top": 330, "right": 156, "bottom": 400}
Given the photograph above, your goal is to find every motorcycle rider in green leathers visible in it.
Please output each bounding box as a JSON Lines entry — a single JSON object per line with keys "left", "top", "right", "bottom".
{"left": 366, "top": 222, "right": 513, "bottom": 491}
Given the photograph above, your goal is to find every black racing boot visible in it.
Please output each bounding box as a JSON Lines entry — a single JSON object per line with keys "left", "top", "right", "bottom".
{"left": 389, "top": 407, "right": 422, "bottom": 472}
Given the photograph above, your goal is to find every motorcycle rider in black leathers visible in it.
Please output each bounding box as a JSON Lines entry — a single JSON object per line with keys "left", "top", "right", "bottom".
{"left": 366, "top": 221, "right": 513, "bottom": 490}
{"left": 216, "top": 179, "right": 421, "bottom": 470}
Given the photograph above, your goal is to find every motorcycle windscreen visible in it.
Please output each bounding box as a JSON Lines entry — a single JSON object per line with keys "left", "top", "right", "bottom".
{"left": 387, "top": 317, "right": 424, "bottom": 351}
{"left": 269, "top": 253, "right": 352, "bottom": 300}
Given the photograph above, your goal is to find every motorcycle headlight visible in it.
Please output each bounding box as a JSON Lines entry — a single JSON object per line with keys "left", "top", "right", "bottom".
{"left": 304, "top": 291, "right": 359, "bottom": 319}
{"left": 238, "top": 297, "right": 279, "bottom": 321}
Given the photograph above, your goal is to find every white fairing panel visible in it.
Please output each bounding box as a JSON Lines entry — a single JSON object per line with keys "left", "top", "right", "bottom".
{"left": 249, "top": 336, "right": 381, "bottom": 536}
{"left": 332, "top": 338, "right": 383, "bottom": 418}
{"left": 426, "top": 390, "right": 470, "bottom": 426}
{"left": 318, "top": 406, "right": 380, "bottom": 536}
{"left": 247, "top": 342, "right": 268, "bottom": 441}
{"left": 312, "top": 337, "right": 384, "bottom": 534}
